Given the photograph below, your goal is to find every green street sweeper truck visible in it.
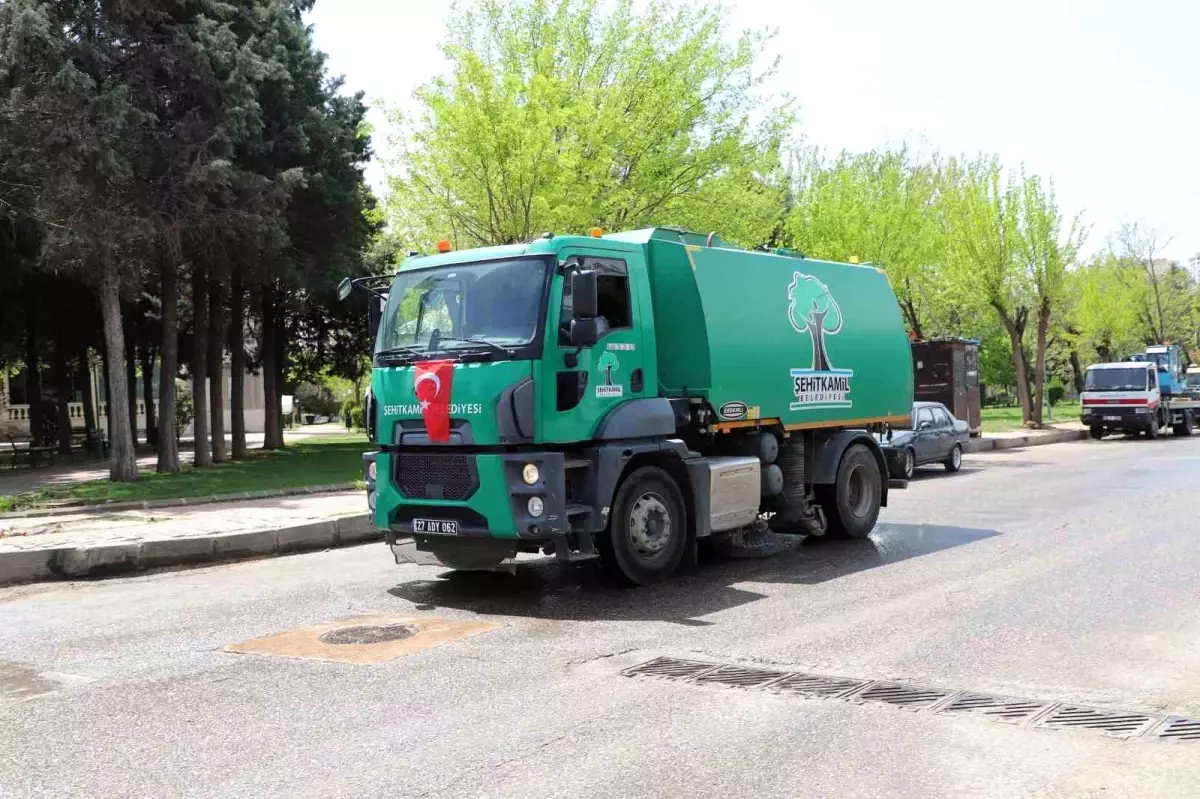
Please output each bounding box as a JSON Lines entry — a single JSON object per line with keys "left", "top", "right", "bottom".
{"left": 342, "top": 227, "right": 914, "bottom": 585}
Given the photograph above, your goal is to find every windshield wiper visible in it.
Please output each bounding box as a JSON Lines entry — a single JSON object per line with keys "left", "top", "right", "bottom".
{"left": 433, "top": 336, "right": 515, "bottom": 358}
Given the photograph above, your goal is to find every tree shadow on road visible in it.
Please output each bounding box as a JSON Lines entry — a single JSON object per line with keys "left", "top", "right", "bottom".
{"left": 385, "top": 522, "right": 999, "bottom": 625}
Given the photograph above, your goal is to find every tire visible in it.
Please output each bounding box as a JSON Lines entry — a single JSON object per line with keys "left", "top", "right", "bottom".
{"left": 944, "top": 444, "right": 963, "bottom": 472}
{"left": 1088, "top": 425, "right": 1104, "bottom": 440}
{"left": 600, "top": 466, "right": 687, "bottom": 586}
{"left": 819, "top": 444, "right": 882, "bottom": 540}
{"left": 1147, "top": 418, "right": 1159, "bottom": 439}
{"left": 1173, "top": 412, "right": 1193, "bottom": 437}
{"left": 902, "top": 448, "right": 915, "bottom": 480}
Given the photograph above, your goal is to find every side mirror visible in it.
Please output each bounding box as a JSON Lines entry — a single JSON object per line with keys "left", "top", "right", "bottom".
{"left": 918, "top": 420, "right": 932, "bottom": 431}
{"left": 569, "top": 318, "right": 601, "bottom": 348}
{"left": 571, "top": 269, "right": 599, "bottom": 320}
{"left": 368, "top": 294, "right": 385, "bottom": 344}
{"left": 337, "top": 277, "right": 353, "bottom": 301}
{"left": 1158, "top": 365, "right": 1168, "bottom": 373}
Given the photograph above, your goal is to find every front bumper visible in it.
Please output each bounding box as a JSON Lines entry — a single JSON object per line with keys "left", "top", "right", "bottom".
{"left": 1080, "top": 406, "right": 1153, "bottom": 429}
{"left": 370, "top": 450, "right": 572, "bottom": 541}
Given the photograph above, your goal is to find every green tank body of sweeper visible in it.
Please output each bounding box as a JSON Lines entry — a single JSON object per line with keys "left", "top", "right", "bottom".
{"left": 347, "top": 226, "right": 914, "bottom": 586}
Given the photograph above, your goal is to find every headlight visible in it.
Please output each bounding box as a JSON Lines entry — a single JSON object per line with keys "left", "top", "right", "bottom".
{"left": 522, "top": 463, "right": 540, "bottom": 485}
{"left": 527, "top": 496, "right": 544, "bottom": 518}
{"left": 367, "top": 460, "right": 377, "bottom": 480}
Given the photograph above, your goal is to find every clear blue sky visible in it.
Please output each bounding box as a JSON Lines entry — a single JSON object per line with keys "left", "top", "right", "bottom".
{"left": 308, "top": 0, "right": 1199, "bottom": 263}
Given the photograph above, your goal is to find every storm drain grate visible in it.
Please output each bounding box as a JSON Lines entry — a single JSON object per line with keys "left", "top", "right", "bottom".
{"left": 619, "top": 656, "right": 1193, "bottom": 744}
{"left": 1036, "top": 704, "right": 1158, "bottom": 738}
{"left": 693, "top": 665, "right": 791, "bottom": 689}
{"left": 622, "top": 657, "right": 720, "bottom": 680}
{"left": 769, "top": 673, "right": 870, "bottom": 699}
{"left": 1149, "top": 716, "right": 1200, "bottom": 742}
{"left": 936, "top": 692, "right": 1050, "bottom": 723}
{"left": 854, "top": 682, "right": 952, "bottom": 710}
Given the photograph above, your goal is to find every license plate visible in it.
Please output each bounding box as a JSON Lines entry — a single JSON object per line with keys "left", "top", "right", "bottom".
{"left": 1104, "top": 415, "right": 1121, "bottom": 421}
{"left": 413, "top": 518, "right": 458, "bottom": 535}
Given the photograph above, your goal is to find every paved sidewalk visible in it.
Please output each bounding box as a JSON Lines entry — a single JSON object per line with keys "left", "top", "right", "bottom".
{"left": 0, "top": 490, "right": 375, "bottom": 586}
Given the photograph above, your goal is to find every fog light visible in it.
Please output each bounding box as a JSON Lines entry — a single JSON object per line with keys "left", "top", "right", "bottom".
{"left": 367, "top": 460, "right": 377, "bottom": 480}
{"left": 522, "top": 463, "right": 540, "bottom": 485}
{"left": 527, "top": 496, "right": 544, "bottom": 518}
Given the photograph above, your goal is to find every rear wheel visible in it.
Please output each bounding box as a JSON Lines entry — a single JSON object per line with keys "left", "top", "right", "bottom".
{"left": 601, "top": 466, "right": 687, "bottom": 586}
{"left": 1088, "top": 425, "right": 1104, "bottom": 440}
{"left": 944, "top": 444, "right": 963, "bottom": 472}
{"left": 819, "top": 444, "right": 882, "bottom": 540}
{"left": 1173, "top": 411, "right": 1193, "bottom": 437}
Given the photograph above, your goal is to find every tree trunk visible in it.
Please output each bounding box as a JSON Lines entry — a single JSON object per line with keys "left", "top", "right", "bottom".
{"left": 101, "top": 344, "right": 112, "bottom": 444}
{"left": 23, "top": 311, "right": 43, "bottom": 444}
{"left": 229, "top": 266, "right": 247, "bottom": 459}
{"left": 125, "top": 316, "right": 139, "bottom": 447}
{"left": 52, "top": 333, "right": 72, "bottom": 455}
{"left": 141, "top": 342, "right": 157, "bottom": 447}
{"left": 1031, "top": 298, "right": 1051, "bottom": 427}
{"left": 1068, "top": 348, "right": 1085, "bottom": 395}
{"left": 79, "top": 345, "right": 97, "bottom": 446}
{"left": 98, "top": 265, "right": 138, "bottom": 482}
{"left": 208, "top": 268, "right": 228, "bottom": 463}
{"left": 995, "top": 303, "right": 1033, "bottom": 425}
{"left": 274, "top": 307, "right": 287, "bottom": 448}
{"left": 192, "top": 265, "right": 212, "bottom": 468}
{"left": 261, "top": 287, "right": 282, "bottom": 450}
{"left": 157, "top": 260, "right": 180, "bottom": 474}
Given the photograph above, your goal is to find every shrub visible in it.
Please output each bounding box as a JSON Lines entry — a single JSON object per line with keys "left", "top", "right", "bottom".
{"left": 295, "top": 382, "right": 339, "bottom": 418}
{"left": 1047, "top": 378, "right": 1065, "bottom": 408}
{"left": 350, "top": 406, "right": 365, "bottom": 430}
{"left": 174, "top": 380, "right": 194, "bottom": 440}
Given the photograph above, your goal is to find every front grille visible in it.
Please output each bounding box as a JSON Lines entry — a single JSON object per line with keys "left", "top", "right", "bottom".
{"left": 395, "top": 453, "right": 477, "bottom": 501}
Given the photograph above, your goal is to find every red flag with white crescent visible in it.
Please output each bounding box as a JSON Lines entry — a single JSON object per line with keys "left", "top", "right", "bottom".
{"left": 414, "top": 360, "right": 455, "bottom": 442}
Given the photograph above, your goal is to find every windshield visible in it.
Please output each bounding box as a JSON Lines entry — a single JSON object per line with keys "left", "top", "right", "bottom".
{"left": 1085, "top": 368, "right": 1151, "bottom": 392}
{"left": 375, "top": 257, "right": 549, "bottom": 358}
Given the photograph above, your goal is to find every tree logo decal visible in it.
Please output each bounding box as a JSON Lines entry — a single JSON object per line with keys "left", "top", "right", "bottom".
{"left": 787, "top": 272, "right": 854, "bottom": 410}
{"left": 595, "top": 350, "right": 624, "bottom": 398}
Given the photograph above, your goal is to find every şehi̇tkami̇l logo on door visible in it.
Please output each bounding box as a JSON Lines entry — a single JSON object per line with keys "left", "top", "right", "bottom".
{"left": 787, "top": 272, "right": 853, "bottom": 410}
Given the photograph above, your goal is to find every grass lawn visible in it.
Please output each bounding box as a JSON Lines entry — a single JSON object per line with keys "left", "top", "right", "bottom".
{"left": 981, "top": 402, "right": 1080, "bottom": 433}
{"left": 0, "top": 435, "right": 370, "bottom": 513}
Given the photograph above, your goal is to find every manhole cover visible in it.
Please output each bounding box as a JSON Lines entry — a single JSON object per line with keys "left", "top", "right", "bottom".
{"left": 318, "top": 624, "right": 418, "bottom": 646}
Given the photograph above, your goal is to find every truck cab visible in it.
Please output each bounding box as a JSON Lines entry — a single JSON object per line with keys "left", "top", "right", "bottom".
{"left": 348, "top": 228, "right": 913, "bottom": 585}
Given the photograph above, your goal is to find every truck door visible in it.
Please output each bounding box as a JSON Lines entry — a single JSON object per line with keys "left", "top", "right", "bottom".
{"left": 539, "top": 253, "right": 647, "bottom": 443}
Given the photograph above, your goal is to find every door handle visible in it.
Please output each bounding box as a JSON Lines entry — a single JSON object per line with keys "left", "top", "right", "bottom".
{"left": 631, "top": 368, "right": 644, "bottom": 393}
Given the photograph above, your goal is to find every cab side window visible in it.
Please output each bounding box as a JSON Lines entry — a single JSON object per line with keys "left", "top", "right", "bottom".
{"left": 558, "top": 258, "right": 632, "bottom": 346}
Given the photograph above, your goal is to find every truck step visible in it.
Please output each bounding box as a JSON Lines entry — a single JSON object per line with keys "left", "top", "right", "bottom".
{"left": 564, "top": 458, "right": 590, "bottom": 470}
{"left": 565, "top": 503, "right": 592, "bottom": 516}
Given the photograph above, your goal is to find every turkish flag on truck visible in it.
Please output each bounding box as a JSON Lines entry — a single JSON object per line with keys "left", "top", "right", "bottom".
{"left": 414, "top": 360, "right": 455, "bottom": 442}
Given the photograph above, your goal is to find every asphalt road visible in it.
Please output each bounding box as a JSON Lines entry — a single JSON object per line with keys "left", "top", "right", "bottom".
{"left": 4, "top": 437, "right": 1200, "bottom": 798}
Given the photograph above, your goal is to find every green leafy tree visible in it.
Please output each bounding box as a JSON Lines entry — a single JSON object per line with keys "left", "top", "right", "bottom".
{"left": 787, "top": 272, "right": 843, "bottom": 372}
{"left": 786, "top": 146, "right": 943, "bottom": 337}
{"left": 387, "top": 0, "right": 792, "bottom": 248}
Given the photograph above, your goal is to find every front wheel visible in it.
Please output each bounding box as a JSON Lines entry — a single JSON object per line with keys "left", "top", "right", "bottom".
{"left": 902, "top": 448, "right": 915, "bottom": 480}
{"left": 819, "top": 444, "right": 882, "bottom": 540}
{"left": 1147, "top": 417, "right": 1160, "bottom": 439}
{"left": 944, "top": 444, "right": 963, "bottom": 472}
{"left": 601, "top": 466, "right": 687, "bottom": 586}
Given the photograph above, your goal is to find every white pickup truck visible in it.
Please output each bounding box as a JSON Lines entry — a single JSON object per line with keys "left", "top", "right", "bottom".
{"left": 1080, "top": 361, "right": 1199, "bottom": 440}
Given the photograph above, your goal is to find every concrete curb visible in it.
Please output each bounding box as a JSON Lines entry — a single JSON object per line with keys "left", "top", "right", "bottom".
{"left": 0, "top": 483, "right": 359, "bottom": 521}
{"left": 964, "top": 428, "right": 1088, "bottom": 454}
{"left": 0, "top": 514, "right": 379, "bottom": 587}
